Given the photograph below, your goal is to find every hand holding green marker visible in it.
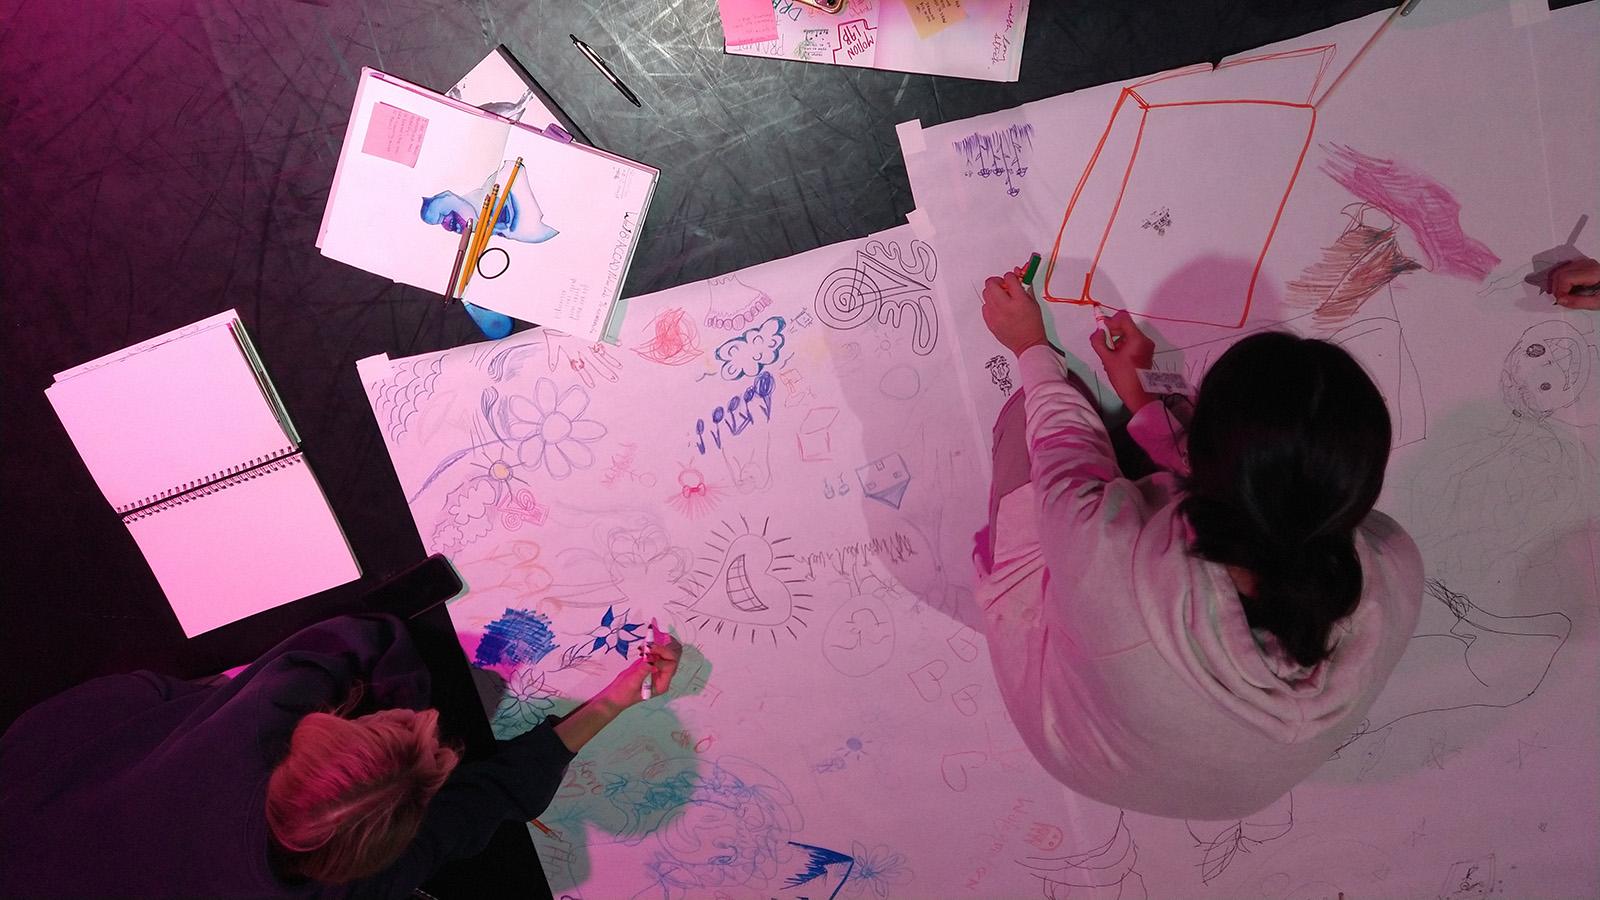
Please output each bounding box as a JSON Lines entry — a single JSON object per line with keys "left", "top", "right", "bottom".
{"left": 1022, "top": 251, "right": 1116, "bottom": 349}
{"left": 1018, "top": 252, "right": 1068, "bottom": 358}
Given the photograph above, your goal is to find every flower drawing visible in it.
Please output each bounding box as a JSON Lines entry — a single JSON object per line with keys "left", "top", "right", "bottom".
{"left": 846, "top": 841, "right": 911, "bottom": 899}
{"left": 500, "top": 378, "right": 607, "bottom": 480}
{"left": 588, "top": 605, "right": 646, "bottom": 658}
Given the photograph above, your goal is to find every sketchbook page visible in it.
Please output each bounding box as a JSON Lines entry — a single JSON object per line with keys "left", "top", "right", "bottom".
{"left": 317, "top": 68, "right": 509, "bottom": 292}
{"left": 126, "top": 455, "right": 360, "bottom": 637}
{"left": 447, "top": 125, "right": 655, "bottom": 341}
{"left": 905, "top": 3, "right": 1599, "bottom": 896}
{"left": 446, "top": 46, "right": 571, "bottom": 139}
{"left": 52, "top": 309, "right": 241, "bottom": 382}
{"left": 726, "top": 0, "right": 1028, "bottom": 82}
{"left": 46, "top": 314, "right": 296, "bottom": 513}
{"left": 361, "top": 225, "right": 1029, "bottom": 898}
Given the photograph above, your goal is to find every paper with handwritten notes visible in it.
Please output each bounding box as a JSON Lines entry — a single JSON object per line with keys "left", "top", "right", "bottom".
{"left": 725, "top": 0, "right": 1028, "bottom": 82}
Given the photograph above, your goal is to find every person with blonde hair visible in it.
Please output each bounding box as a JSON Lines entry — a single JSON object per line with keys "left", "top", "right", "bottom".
{"left": 0, "top": 613, "right": 679, "bottom": 896}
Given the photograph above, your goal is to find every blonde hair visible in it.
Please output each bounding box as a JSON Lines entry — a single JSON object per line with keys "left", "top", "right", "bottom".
{"left": 266, "top": 708, "right": 461, "bottom": 883}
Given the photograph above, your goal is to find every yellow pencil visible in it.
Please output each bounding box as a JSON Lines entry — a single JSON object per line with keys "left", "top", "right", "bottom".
{"left": 490, "top": 157, "right": 524, "bottom": 231}
{"left": 457, "top": 187, "right": 498, "bottom": 297}
{"left": 461, "top": 158, "right": 523, "bottom": 297}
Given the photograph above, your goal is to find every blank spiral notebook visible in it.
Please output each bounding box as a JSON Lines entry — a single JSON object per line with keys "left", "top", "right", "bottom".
{"left": 46, "top": 310, "right": 361, "bottom": 637}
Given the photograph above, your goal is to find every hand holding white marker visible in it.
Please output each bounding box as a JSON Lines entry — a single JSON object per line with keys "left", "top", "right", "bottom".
{"left": 1091, "top": 310, "right": 1157, "bottom": 414}
{"left": 637, "top": 619, "right": 681, "bottom": 701}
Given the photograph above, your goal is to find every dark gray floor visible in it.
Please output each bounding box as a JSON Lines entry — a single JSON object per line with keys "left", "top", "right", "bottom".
{"left": 0, "top": 0, "right": 1392, "bottom": 730}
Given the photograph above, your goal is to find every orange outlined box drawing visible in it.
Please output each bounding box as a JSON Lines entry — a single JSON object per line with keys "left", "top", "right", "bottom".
{"left": 1043, "top": 46, "right": 1337, "bottom": 328}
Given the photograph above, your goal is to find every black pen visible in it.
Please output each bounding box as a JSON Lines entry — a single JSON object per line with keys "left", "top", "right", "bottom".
{"left": 570, "top": 35, "right": 641, "bottom": 108}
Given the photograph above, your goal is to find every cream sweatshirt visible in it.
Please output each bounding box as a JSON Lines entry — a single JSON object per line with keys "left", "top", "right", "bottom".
{"left": 976, "top": 345, "right": 1423, "bottom": 819}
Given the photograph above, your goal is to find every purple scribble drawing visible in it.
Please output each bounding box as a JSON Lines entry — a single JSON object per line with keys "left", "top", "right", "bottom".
{"left": 1321, "top": 144, "right": 1499, "bottom": 281}
{"left": 954, "top": 123, "right": 1035, "bottom": 197}
{"left": 475, "top": 608, "right": 558, "bottom": 667}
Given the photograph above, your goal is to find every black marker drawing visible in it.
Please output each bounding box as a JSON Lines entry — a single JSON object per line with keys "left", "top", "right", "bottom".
{"left": 1335, "top": 578, "right": 1572, "bottom": 757}
{"left": 814, "top": 239, "right": 940, "bottom": 356}
{"left": 1019, "top": 811, "right": 1146, "bottom": 899}
{"left": 1141, "top": 206, "right": 1172, "bottom": 236}
{"left": 1186, "top": 793, "right": 1294, "bottom": 885}
{"left": 669, "top": 516, "right": 813, "bottom": 642}
{"left": 1439, "top": 854, "right": 1499, "bottom": 899}
{"left": 986, "top": 355, "right": 1015, "bottom": 395}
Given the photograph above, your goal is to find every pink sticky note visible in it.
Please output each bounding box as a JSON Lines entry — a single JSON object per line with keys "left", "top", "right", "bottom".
{"left": 718, "top": 0, "right": 779, "bottom": 47}
{"left": 362, "top": 102, "right": 428, "bottom": 167}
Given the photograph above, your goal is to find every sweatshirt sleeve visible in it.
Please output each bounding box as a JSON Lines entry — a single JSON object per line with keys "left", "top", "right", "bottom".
{"left": 347, "top": 720, "right": 577, "bottom": 898}
{"left": 237, "top": 614, "right": 432, "bottom": 719}
{"left": 1017, "top": 345, "right": 1165, "bottom": 656}
{"left": 1125, "top": 400, "right": 1190, "bottom": 477}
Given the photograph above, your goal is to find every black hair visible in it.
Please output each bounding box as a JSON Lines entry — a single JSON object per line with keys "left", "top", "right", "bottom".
{"left": 1178, "top": 332, "right": 1391, "bottom": 668}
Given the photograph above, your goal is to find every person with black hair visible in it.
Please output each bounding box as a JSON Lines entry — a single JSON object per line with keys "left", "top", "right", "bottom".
{"left": 974, "top": 269, "right": 1422, "bottom": 820}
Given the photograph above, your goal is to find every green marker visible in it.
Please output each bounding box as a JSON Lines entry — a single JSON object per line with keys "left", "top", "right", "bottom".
{"left": 1021, "top": 252, "right": 1042, "bottom": 286}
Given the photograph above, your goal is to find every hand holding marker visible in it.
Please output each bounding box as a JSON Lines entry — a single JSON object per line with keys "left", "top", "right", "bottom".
{"left": 640, "top": 618, "right": 673, "bottom": 700}
{"left": 1016, "top": 252, "right": 1072, "bottom": 358}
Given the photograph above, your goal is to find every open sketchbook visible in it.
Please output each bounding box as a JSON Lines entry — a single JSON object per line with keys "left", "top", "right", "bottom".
{"left": 46, "top": 311, "right": 360, "bottom": 637}
{"left": 318, "top": 68, "right": 657, "bottom": 342}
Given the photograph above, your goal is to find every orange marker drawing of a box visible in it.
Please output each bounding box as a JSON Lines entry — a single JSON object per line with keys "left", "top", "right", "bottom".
{"left": 1043, "top": 46, "right": 1337, "bottom": 328}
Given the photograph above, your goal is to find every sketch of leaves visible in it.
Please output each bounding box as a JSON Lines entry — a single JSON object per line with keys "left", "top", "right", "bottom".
{"left": 1186, "top": 794, "right": 1293, "bottom": 884}
{"left": 1287, "top": 213, "right": 1421, "bottom": 325}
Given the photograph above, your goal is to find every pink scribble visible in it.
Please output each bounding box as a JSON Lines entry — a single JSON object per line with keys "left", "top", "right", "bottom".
{"left": 1321, "top": 144, "right": 1499, "bottom": 281}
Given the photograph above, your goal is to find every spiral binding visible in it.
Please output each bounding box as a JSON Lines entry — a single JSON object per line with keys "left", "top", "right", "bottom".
{"left": 121, "top": 450, "right": 302, "bottom": 523}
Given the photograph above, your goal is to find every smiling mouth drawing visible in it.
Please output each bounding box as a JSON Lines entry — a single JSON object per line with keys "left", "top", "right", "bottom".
{"left": 726, "top": 555, "right": 768, "bottom": 612}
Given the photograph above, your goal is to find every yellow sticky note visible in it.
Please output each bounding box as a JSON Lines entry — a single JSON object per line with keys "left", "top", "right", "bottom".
{"left": 904, "top": 0, "right": 966, "bottom": 40}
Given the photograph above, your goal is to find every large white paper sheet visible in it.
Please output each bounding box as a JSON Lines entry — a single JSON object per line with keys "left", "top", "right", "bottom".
{"left": 362, "top": 225, "right": 1134, "bottom": 898}
{"left": 901, "top": 2, "right": 1600, "bottom": 895}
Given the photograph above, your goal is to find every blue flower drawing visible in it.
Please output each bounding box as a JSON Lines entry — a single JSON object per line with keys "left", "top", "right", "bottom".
{"left": 589, "top": 605, "right": 645, "bottom": 658}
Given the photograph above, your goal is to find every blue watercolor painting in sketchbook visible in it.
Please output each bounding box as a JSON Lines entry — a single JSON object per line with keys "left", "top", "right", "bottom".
{"left": 419, "top": 160, "right": 560, "bottom": 245}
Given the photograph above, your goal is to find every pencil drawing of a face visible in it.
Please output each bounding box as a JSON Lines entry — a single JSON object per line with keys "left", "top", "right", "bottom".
{"left": 1500, "top": 321, "right": 1592, "bottom": 420}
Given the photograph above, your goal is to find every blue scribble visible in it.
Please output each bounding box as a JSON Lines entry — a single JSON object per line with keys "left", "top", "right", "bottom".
{"left": 615, "top": 756, "right": 800, "bottom": 892}
{"left": 785, "top": 841, "right": 855, "bottom": 899}
{"left": 475, "top": 608, "right": 557, "bottom": 667}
